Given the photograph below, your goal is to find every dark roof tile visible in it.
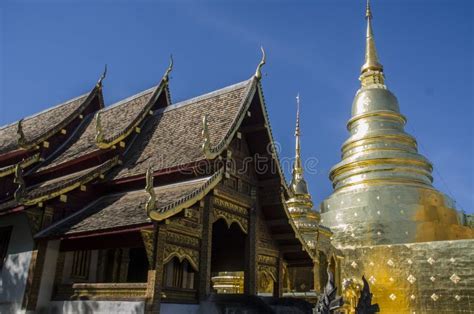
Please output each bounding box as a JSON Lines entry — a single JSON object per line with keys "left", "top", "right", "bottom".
{"left": 39, "top": 175, "right": 213, "bottom": 237}
{"left": 0, "top": 94, "right": 89, "bottom": 154}
{"left": 112, "top": 79, "right": 255, "bottom": 179}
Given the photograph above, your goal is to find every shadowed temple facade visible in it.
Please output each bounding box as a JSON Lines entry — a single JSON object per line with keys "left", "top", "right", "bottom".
{"left": 0, "top": 2, "right": 473, "bottom": 314}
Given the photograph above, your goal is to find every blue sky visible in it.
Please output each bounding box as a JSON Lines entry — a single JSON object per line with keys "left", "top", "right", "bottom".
{"left": 1, "top": 0, "right": 472, "bottom": 213}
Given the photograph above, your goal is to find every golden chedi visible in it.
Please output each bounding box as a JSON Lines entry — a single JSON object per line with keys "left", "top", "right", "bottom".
{"left": 320, "top": 1, "right": 473, "bottom": 247}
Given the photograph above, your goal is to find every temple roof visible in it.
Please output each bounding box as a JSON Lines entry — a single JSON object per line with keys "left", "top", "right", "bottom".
{"left": 0, "top": 93, "right": 91, "bottom": 155}
{"left": 111, "top": 78, "right": 255, "bottom": 180}
{"left": 37, "top": 174, "right": 216, "bottom": 238}
{"left": 37, "top": 86, "right": 161, "bottom": 172}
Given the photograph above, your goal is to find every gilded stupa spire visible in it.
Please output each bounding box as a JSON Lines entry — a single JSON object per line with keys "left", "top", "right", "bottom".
{"left": 360, "top": 0, "right": 385, "bottom": 87}
{"left": 294, "top": 93, "right": 302, "bottom": 174}
{"left": 290, "top": 94, "right": 310, "bottom": 197}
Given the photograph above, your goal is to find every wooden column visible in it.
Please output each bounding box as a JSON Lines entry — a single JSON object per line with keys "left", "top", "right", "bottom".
{"left": 244, "top": 206, "right": 257, "bottom": 295}
{"left": 145, "top": 223, "right": 167, "bottom": 314}
{"left": 198, "top": 195, "right": 213, "bottom": 301}
{"left": 273, "top": 253, "right": 284, "bottom": 298}
{"left": 22, "top": 240, "right": 48, "bottom": 311}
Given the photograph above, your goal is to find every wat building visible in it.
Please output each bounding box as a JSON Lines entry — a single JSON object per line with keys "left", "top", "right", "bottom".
{"left": 0, "top": 51, "right": 338, "bottom": 313}
{"left": 1, "top": 1, "right": 473, "bottom": 314}
{"left": 319, "top": 2, "right": 474, "bottom": 313}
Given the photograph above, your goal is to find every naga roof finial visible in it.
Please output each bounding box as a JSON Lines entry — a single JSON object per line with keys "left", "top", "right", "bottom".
{"left": 201, "top": 114, "right": 211, "bottom": 155}
{"left": 17, "top": 119, "right": 27, "bottom": 148}
{"left": 163, "top": 55, "right": 174, "bottom": 83}
{"left": 254, "top": 46, "right": 266, "bottom": 80}
{"left": 94, "top": 110, "right": 104, "bottom": 145}
{"left": 145, "top": 167, "right": 156, "bottom": 215}
{"left": 14, "top": 164, "right": 26, "bottom": 202}
{"left": 97, "top": 64, "right": 108, "bottom": 88}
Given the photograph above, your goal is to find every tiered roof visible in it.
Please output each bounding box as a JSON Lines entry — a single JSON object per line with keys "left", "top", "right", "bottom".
{"left": 0, "top": 59, "right": 314, "bottom": 265}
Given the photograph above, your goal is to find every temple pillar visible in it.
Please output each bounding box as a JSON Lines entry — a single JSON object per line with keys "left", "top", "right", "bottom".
{"left": 198, "top": 195, "right": 213, "bottom": 300}
{"left": 23, "top": 239, "right": 60, "bottom": 312}
{"left": 244, "top": 206, "right": 257, "bottom": 295}
{"left": 22, "top": 240, "right": 47, "bottom": 312}
{"left": 273, "top": 253, "right": 284, "bottom": 297}
{"left": 145, "top": 223, "right": 167, "bottom": 314}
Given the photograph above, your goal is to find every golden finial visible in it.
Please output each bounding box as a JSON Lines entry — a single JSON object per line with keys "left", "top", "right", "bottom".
{"left": 290, "top": 93, "right": 310, "bottom": 196}
{"left": 163, "top": 55, "right": 173, "bottom": 82}
{"left": 254, "top": 46, "right": 266, "bottom": 80}
{"left": 294, "top": 94, "right": 302, "bottom": 173}
{"left": 145, "top": 167, "right": 156, "bottom": 215}
{"left": 201, "top": 114, "right": 211, "bottom": 154}
{"left": 97, "top": 64, "right": 107, "bottom": 88}
{"left": 94, "top": 110, "right": 104, "bottom": 144}
{"left": 17, "top": 119, "right": 27, "bottom": 148}
{"left": 360, "top": 0, "right": 385, "bottom": 87}
{"left": 14, "top": 164, "right": 25, "bottom": 202}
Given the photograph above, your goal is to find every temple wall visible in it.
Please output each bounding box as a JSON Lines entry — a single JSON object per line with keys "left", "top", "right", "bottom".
{"left": 0, "top": 212, "right": 34, "bottom": 314}
{"left": 340, "top": 239, "right": 474, "bottom": 313}
{"left": 47, "top": 301, "right": 145, "bottom": 313}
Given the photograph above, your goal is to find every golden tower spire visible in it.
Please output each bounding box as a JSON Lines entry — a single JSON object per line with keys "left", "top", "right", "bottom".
{"left": 294, "top": 93, "right": 302, "bottom": 173}
{"left": 360, "top": 0, "right": 385, "bottom": 87}
{"left": 290, "top": 94, "right": 309, "bottom": 196}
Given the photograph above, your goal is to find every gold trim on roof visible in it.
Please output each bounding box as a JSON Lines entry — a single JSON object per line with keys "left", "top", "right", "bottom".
{"left": 200, "top": 79, "right": 257, "bottom": 160}
{"left": 147, "top": 168, "right": 224, "bottom": 221}
{"left": 21, "top": 156, "right": 120, "bottom": 206}
{"left": 11, "top": 87, "right": 102, "bottom": 152}
{"left": 94, "top": 63, "right": 171, "bottom": 150}
{"left": 0, "top": 153, "right": 41, "bottom": 178}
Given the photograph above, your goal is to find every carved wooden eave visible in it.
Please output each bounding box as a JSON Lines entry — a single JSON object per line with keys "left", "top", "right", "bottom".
{"left": 95, "top": 68, "right": 171, "bottom": 150}
{"left": 200, "top": 77, "right": 257, "bottom": 160}
{"left": 147, "top": 167, "right": 225, "bottom": 221}
{"left": 20, "top": 156, "right": 120, "bottom": 206}
{"left": 0, "top": 153, "right": 41, "bottom": 178}
{"left": 163, "top": 243, "right": 199, "bottom": 272}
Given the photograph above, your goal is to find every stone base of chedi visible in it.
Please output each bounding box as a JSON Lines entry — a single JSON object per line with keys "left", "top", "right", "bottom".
{"left": 340, "top": 239, "right": 474, "bottom": 313}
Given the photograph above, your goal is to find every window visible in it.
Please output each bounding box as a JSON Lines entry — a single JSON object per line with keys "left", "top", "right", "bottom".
{"left": 163, "top": 257, "right": 195, "bottom": 289}
{"left": 71, "top": 250, "right": 91, "bottom": 280}
{"left": 0, "top": 227, "right": 12, "bottom": 271}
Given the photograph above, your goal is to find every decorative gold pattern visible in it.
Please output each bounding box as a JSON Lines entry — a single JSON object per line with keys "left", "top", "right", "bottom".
{"left": 163, "top": 243, "right": 199, "bottom": 271}
{"left": 147, "top": 168, "right": 224, "bottom": 221}
{"left": 140, "top": 229, "right": 154, "bottom": 267}
{"left": 22, "top": 156, "right": 120, "bottom": 206}
{"left": 213, "top": 207, "right": 248, "bottom": 234}
{"left": 0, "top": 153, "right": 41, "bottom": 178}
{"left": 166, "top": 231, "right": 199, "bottom": 248}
